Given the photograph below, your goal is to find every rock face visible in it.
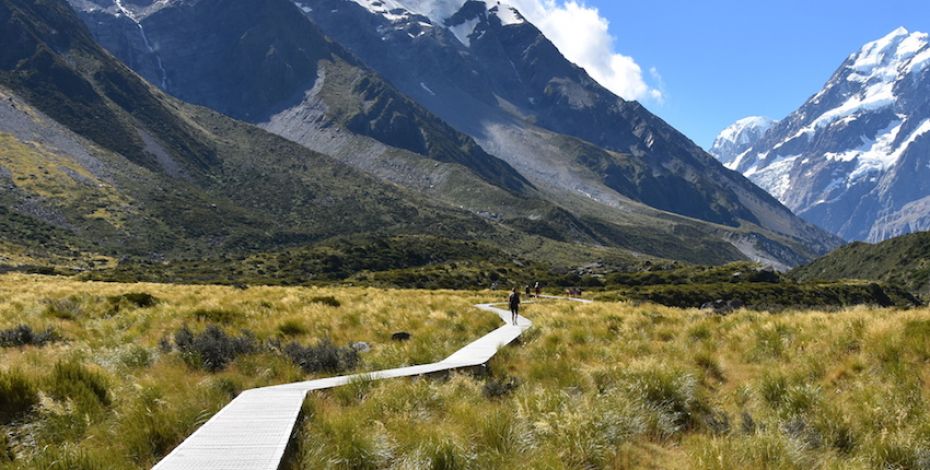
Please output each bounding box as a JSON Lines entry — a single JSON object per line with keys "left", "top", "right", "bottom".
{"left": 283, "top": 0, "right": 839, "bottom": 256}
{"left": 709, "top": 116, "right": 777, "bottom": 167}
{"left": 67, "top": 0, "right": 842, "bottom": 266}
{"left": 0, "top": 0, "right": 499, "bottom": 265}
{"left": 713, "top": 28, "right": 930, "bottom": 242}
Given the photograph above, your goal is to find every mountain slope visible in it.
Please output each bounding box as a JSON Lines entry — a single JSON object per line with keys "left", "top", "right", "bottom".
{"left": 72, "top": 0, "right": 532, "bottom": 197}
{"left": 284, "top": 0, "right": 839, "bottom": 258}
{"left": 718, "top": 28, "right": 930, "bottom": 242}
{"left": 0, "top": 0, "right": 519, "bottom": 272}
{"left": 792, "top": 231, "right": 930, "bottom": 296}
{"left": 68, "top": 0, "right": 841, "bottom": 267}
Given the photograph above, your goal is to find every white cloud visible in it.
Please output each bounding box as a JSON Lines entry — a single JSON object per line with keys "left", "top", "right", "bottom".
{"left": 504, "top": 0, "right": 662, "bottom": 103}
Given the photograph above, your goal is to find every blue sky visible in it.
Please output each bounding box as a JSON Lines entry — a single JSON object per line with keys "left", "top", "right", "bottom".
{"left": 584, "top": 0, "right": 930, "bottom": 148}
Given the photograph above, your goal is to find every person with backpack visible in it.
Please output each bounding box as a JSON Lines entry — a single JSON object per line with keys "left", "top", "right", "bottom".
{"left": 508, "top": 288, "right": 521, "bottom": 326}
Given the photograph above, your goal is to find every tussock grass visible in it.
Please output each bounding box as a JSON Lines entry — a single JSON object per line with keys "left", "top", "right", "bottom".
{"left": 0, "top": 274, "right": 499, "bottom": 467}
{"left": 4, "top": 274, "right": 930, "bottom": 468}
{"left": 0, "top": 369, "right": 38, "bottom": 424}
{"left": 288, "top": 298, "right": 930, "bottom": 469}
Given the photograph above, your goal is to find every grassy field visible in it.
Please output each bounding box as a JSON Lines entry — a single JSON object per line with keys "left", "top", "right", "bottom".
{"left": 2, "top": 275, "right": 930, "bottom": 468}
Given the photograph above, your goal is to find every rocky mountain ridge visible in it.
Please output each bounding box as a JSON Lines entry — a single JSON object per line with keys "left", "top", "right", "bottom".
{"left": 713, "top": 27, "right": 930, "bottom": 242}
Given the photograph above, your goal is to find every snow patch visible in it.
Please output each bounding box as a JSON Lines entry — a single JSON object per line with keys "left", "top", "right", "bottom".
{"left": 751, "top": 155, "right": 800, "bottom": 201}
{"left": 715, "top": 116, "right": 776, "bottom": 146}
{"left": 349, "top": 0, "right": 464, "bottom": 23}
{"left": 114, "top": 0, "right": 168, "bottom": 89}
{"left": 907, "top": 47, "right": 930, "bottom": 75}
{"left": 448, "top": 16, "right": 480, "bottom": 46}
{"left": 806, "top": 81, "right": 895, "bottom": 131}
{"left": 420, "top": 81, "right": 437, "bottom": 96}
{"left": 490, "top": 3, "right": 524, "bottom": 25}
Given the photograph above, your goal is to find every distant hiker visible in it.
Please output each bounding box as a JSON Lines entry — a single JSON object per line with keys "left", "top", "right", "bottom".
{"left": 534, "top": 282, "right": 541, "bottom": 298}
{"left": 508, "top": 288, "right": 521, "bottom": 326}
{"left": 525, "top": 285, "right": 531, "bottom": 297}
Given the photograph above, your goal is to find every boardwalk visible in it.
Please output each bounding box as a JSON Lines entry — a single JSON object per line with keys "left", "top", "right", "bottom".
{"left": 153, "top": 297, "right": 590, "bottom": 470}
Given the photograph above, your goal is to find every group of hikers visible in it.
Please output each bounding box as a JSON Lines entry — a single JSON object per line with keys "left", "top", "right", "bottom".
{"left": 506, "top": 282, "right": 586, "bottom": 325}
{"left": 507, "top": 282, "right": 539, "bottom": 325}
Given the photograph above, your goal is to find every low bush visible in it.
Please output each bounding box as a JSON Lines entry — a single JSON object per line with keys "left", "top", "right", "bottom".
{"left": 173, "top": 325, "right": 257, "bottom": 372}
{"left": 0, "top": 369, "right": 39, "bottom": 424}
{"left": 483, "top": 375, "right": 521, "bottom": 399}
{"left": 44, "top": 296, "right": 84, "bottom": 320}
{"left": 0, "top": 324, "right": 58, "bottom": 347}
{"left": 47, "top": 361, "right": 111, "bottom": 408}
{"left": 309, "top": 296, "right": 341, "bottom": 308}
{"left": 603, "top": 281, "right": 920, "bottom": 310}
{"left": 107, "top": 292, "right": 158, "bottom": 310}
{"left": 283, "top": 339, "right": 358, "bottom": 374}
{"left": 277, "top": 319, "right": 308, "bottom": 337}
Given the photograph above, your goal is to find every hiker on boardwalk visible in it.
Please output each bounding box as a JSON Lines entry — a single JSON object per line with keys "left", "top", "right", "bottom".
{"left": 525, "top": 285, "right": 531, "bottom": 297}
{"left": 534, "top": 282, "right": 541, "bottom": 298}
{"left": 508, "top": 288, "right": 521, "bottom": 325}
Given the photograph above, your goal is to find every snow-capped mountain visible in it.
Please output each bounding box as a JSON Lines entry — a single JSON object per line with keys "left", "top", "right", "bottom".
{"left": 291, "top": 0, "right": 836, "bottom": 247}
{"left": 720, "top": 27, "right": 930, "bottom": 242}
{"left": 709, "top": 116, "right": 777, "bottom": 167}
{"left": 66, "top": 0, "right": 842, "bottom": 267}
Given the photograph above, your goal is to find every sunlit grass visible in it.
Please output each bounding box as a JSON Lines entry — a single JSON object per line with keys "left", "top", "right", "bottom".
{"left": 292, "top": 300, "right": 930, "bottom": 469}
{"left": 0, "top": 274, "right": 500, "bottom": 468}
{"left": 2, "top": 274, "right": 930, "bottom": 468}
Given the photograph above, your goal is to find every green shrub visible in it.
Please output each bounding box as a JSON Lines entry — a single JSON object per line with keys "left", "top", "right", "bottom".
{"left": 283, "top": 339, "right": 358, "bottom": 374}
{"left": 173, "top": 325, "right": 257, "bottom": 372}
{"left": 0, "top": 324, "right": 59, "bottom": 347}
{"left": 47, "top": 360, "right": 111, "bottom": 408}
{"left": 277, "top": 319, "right": 308, "bottom": 337}
{"left": 483, "top": 376, "right": 520, "bottom": 399}
{"left": 44, "top": 296, "right": 84, "bottom": 320}
{"left": 0, "top": 369, "right": 39, "bottom": 424}
{"left": 310, "top": 296, "right": 341, "bottom": 308}
{"left": 107, "top": 292, "right": 158, "bottom": 311}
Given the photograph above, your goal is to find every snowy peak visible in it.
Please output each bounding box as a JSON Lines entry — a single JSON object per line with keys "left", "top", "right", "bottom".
{"left": 848, "top": 27, "right": 927, "bottom": 79}
{"left": 723, "top": 27, "right": 930, "bottom": 242}
{"left": 709, "top": 116, "right": 776, "bottom": 167}
{"left": 73, "top": 0, "right": 178, "bottom": 21}
{"left": 350, "top": 0, "right": 523, "bottom": 24}
{"left": 444, "top": 1, "right": 525, "bottom": 46}
{"left": 347, "top": 0, "right": 524, "bottom": 47}
{"left": 349, "top": 0, "right": 463, "bottom": 22}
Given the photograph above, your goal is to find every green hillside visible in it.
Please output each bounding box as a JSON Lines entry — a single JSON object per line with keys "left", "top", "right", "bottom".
{"left": 791, "top": 231, "right": 930, "bottom": 295}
